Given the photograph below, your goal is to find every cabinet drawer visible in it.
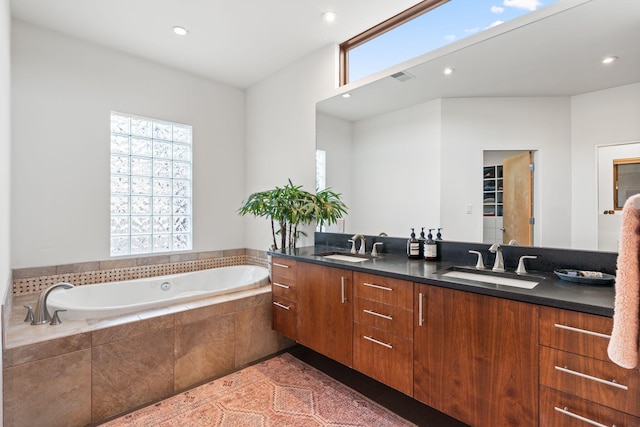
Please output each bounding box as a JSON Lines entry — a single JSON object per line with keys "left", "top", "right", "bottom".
{"left": 540, "top": 306, "right": 612, "bottom": 361}
{"left": 540, "top": 346, "right": 640, "bottom": 417}
{"left": 354, "top": 297, "right": 412, "bottom": 340}
{"left": 272, "top": 277, "right": 297, "bottom": 300}
{"left": 271, "top": 257, "right": 297, "bottom": 280}
{"left": 353, "top": 272, "right": 412, "bottom": 308}
{"left": 540, "top": 386, "right": 640, "bottom": 427}
{"left": 353, "top": 322, "right": 413, "bottom": 396}
{"left": 272, "top": 296, "right": 297, "bottom": 341}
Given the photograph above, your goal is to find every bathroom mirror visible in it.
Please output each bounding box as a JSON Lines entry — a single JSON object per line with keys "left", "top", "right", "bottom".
{"left": 316, "top": 0, "right": 640, "bottom": 251}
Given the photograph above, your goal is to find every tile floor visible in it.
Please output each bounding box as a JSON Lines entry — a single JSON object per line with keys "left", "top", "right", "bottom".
{"left": 288, "top": 346, "right": 469, "bottom": 427}
{"left": 99, "top": 344, "right": 470, "bottom": 427}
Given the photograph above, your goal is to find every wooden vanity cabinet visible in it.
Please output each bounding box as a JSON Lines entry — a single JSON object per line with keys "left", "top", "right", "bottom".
{"left": 271, "top": 256, "right": 298, "bottom": 341}
{"left": 414, "top": 284, "right": 539, "bottom": 427}
{"left": 352, "top": 272, "right": 414, "bottom": 395}
{"left": 271, "top": 259, "right": 637, "bottom": 427}
{"left": 539, "top": 306, "right": 640, "bottom": 426}
{"left": 296, "top": 262, "right": 354, "bottom": 367}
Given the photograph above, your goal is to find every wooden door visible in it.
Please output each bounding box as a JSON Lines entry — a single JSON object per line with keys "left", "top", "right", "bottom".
{"left": 414, "top": 284, "right": 539, "bottom": 427}
{"left": 297, "top": 262, "right": 353, "bottom": 367}
{"left": 503, "top": 151, "right": 533, "bottom": 245}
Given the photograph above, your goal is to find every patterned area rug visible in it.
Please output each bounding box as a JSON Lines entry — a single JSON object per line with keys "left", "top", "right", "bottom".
{"left": 101, "top": 353, "right": 415, "bottom": 426}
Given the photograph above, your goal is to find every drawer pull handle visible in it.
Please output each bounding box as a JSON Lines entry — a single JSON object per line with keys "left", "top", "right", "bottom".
{"left": 341, "top": 276, "right": 347, "bottom": 303}
{"left": 363, "top": 335, "right": 393, "bottom": 349}
{"left": 555, "top": 365, "right": 629, "bottom": 390}
{"left": 554, "top": 323, "right": 611, "bottom": 339}
{"left": 554, "top": 406, "right": 610, "bottom": 427}
{"left": 363, "top": 309, "right": 393, "bottom": 320}
{"left": 273, "top": 301, "right": 290, "bottom": 310}
{"left": 363, "top": 282, "right": 393, "bottom": 291}
{"left": 273, "top": 282, "right": 290, "bottom": 289}
{"left": 418, "top": 292, "right": 424, "bottom": 326}
{"left": 272, "top": 262, "right": 290, "bottom": 269}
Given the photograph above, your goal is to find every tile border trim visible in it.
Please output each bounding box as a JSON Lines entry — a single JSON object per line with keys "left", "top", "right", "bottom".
{"left": 11, "top": 249, "right": 267, "bottom": 296}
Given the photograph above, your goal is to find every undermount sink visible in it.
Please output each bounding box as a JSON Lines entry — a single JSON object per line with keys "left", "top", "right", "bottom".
{"left": 313, "top": 251, "right": 372, "bottom": 263}
{"left": 440, "top": 266, "right": 542, "bottom": 289}
{"left": 322, "top": 254, "right": 370, "bottom": 263}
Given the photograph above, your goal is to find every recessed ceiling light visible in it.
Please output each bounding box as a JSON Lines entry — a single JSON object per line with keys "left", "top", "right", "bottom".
{"left": 342, "top": 93, "right": 351, "bottom": 98}
{"left": 602, "top": 56, "right": 618, "bottom": 64}
{"left": 172, "top": 26, "right": 189, "bottom": 36}
{"left": 444, "top": 67, "right": 455, "bottom": 75}
{"left": 322, "top": 11, "right": 337, "bottom": 23}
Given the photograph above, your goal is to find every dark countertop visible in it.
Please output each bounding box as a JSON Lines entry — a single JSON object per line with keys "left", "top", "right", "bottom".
{"left": 270, "top": 245, "right": 615, "bottom": 317}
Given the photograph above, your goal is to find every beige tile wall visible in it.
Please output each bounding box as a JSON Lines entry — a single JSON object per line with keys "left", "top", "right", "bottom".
{"left": 3, "top": 249, "right": 297, "bottom": 426}
{"left": 11, "top": 249, "right": 267, "bottom": 296}
{"left": 3, "top": 289, "right": 294, "bottom": 426}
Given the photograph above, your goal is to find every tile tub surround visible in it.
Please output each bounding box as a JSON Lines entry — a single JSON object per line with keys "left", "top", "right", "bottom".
{"left": 3, "top": 287, "right": 294, "bottom": 426}
{"left": 11, "top": 248, "right": 267, "bottom": 296}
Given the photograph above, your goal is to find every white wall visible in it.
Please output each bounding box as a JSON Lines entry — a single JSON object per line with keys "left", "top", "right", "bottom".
{"left": 570, "top": 82, "right": 640, "bottom": 250}
{"left": 11, "top": 21, "right": 246, "bottom": 267}
{"left": 350, "top": 100, "right": 442, "bottom": 237}
{"left": 441, "top": 97, "right": 572, "bottom": 247}
{"left": 1, "top": 0, "right": 11, "bottom": 420}
{"left": 244, "top": 45, "right": 337, "bottom": 250}
{"left": 316, "top": 112, "right": 352, "bottom": 232}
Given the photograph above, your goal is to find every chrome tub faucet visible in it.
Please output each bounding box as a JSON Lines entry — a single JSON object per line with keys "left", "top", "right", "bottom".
{"left": 31, "top": 282, "right": 74, "bottom": 325}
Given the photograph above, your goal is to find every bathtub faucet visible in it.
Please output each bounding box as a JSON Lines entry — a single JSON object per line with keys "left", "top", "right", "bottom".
{"left": 31, "top": 282, "right": 74, "bottom": 325}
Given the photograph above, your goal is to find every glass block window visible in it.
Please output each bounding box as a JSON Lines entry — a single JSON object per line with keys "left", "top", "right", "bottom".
{"left": 316, "top": 149, "right": 326, "bottom": 191}
{"left": 110, "top": 112, "right": 193, "bottom": 256}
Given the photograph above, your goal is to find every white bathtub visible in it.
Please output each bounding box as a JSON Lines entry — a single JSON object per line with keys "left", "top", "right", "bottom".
{"left": 47, "top": 265, "right": 269, "bottom": 320}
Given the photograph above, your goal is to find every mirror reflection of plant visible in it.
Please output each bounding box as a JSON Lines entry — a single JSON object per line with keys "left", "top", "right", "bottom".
{"left": 238, "top": 180, "right": 348, "bottom": 250}
{"left": 310, "top": 187, "right": 348, "bottom": 232}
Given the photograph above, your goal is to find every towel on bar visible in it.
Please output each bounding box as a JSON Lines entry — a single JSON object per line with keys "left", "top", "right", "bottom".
{"left": 608, "top": 193, "right": 640, "bottom": 369}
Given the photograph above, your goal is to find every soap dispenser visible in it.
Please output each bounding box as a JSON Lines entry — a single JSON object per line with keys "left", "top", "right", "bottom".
{"left": 407, "top": 228, "right": 421, "bottom": 259}
{"left": 418, "top": 227, "right": 427, "bottom": 258}
{"left": 424, "top": 228, "right": 438, "bottom": 261}
{"left": 436, "top": 228, "right": 443, "bottom": 241}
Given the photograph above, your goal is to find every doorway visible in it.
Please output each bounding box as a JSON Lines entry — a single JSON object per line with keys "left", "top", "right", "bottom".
{"left": 483, "top": 150, "right": 534, "bottom": 246}
{"left": 597, "top": 142, "right": 640, "bottom": 251}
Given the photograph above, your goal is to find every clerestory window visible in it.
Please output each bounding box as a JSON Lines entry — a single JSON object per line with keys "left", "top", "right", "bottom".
{"left": 340, "top": 0, "right": 559, "bottom": 85}
{"left": 110, "top": 112, "right": 193, "bottom": 256}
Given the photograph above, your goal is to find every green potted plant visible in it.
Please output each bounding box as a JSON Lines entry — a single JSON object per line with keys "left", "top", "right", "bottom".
{"left": 238, "top": 180, "right": 347, "bottom": 250}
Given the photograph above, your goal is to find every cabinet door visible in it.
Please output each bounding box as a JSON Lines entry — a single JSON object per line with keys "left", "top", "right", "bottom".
{"left": 297, "top": 263, "right": 353, "bottom": 367}
{"left": 414, "top": 284, "right": 539, "bottom": 427}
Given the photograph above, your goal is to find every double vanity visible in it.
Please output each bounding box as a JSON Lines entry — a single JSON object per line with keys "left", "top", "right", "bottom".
{"left": 269, "top": 233, "right": 638, "bottom": 427}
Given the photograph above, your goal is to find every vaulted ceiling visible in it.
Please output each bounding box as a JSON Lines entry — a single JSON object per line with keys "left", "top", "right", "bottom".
{"left": 10, "top": 0, "right": 422, "bottom": 88}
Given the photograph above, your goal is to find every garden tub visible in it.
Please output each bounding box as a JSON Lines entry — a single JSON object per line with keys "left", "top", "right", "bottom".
{"left": 47, "top": 265, "right": 269, "bottom": 320}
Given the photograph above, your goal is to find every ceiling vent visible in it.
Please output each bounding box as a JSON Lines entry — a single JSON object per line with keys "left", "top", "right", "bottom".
{"left": 390, "top": 71, "right": 415, "bottom": 82}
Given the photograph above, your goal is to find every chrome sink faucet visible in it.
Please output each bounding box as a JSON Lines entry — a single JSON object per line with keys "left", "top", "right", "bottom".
{"left": 468, "top": 250, "right": 485, "bottom": 269}
{"left": 372, "top": 242, "right": 384, "bottom": 257}
{"left": 515, "top": 255, "right": 537, "bottom": 275}
{"left": 31, "top": 282, "right": 74, "bottom": 325}
{"left": 488, "top": 243, "right": 505, "bottom": 272}
{"left": 351, "top": 234, "right": 366, "bottom": 254}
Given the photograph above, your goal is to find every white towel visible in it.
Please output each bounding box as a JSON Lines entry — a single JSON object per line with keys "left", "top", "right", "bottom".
{"left": 607, "top": 193, "right": 640, "bottom": 369}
